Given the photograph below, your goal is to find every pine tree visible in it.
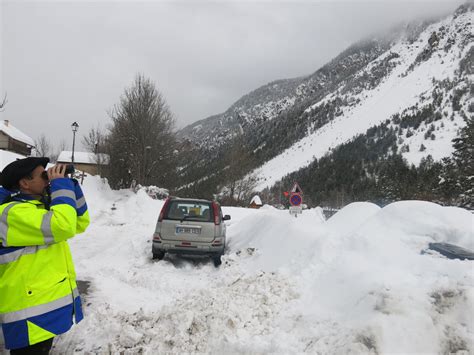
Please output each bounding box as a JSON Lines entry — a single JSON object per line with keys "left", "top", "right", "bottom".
{"left": 437, "top": 157, "right": 460, "bottom": 204}
{"left": 377, "top": 155, "right": 415, "bottom": 203}
{"left": 451, "top": 115, "right": 474, "bottom": 208}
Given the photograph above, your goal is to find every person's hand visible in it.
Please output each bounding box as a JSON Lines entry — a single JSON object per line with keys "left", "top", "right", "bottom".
{"left": 47, "top": 164, "right": 66, "bottom": 181}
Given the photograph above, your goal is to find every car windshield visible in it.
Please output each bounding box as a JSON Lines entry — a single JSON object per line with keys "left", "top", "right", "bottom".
{"left": 166, "top": 200, "right": 213, "bottom": 222}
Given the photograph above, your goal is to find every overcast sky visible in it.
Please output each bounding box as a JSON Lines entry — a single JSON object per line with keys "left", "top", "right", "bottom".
{"left": 0, "top": 0, "right": 463, "bottom": 151}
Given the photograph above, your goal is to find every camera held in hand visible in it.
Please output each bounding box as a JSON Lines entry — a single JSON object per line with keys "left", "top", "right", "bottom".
{"left": 41, "top": 164, "right": 75, "bottom": 180}
{"left": 64, "top": 164, "right": 75, "bottom": 175}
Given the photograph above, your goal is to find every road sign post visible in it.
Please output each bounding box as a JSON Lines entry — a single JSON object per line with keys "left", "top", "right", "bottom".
{"left": 289, "top": 184, "right": 303, "bottom": 217}
{"left": 289, "top": 205, "right": 302, "bottom": 216}
{"left": 290, "top": 193, "right": 302, "bottom": 206}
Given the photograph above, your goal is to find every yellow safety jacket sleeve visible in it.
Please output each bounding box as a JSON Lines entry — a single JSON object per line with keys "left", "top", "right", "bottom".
{"left": 0, "top": 202, "right": 76, "bottom": 247}
{"left": 72, "top": 178, "right": 90, "bottom": 234}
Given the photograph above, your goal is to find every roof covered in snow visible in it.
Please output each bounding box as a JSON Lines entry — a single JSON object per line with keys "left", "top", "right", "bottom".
{"left": 0, "top": 120, "right": 35, "bottom": 146}
{"left": 250, "top": 195, "right": 262, "bottom": 205}
{"left": 0, "top": 150, "right": 27, "bottom": 171}
{"left": 57, "top": 151, "right": 110, "bottom": 165}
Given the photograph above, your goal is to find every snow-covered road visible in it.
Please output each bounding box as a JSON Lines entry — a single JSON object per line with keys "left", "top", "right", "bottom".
{"left": 49, "top": 177, "right": 473, "bottom": 354}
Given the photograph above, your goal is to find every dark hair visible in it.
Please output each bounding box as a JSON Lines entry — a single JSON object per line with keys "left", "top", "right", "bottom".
{"left": 12, "top": 172, "right": 34, "bottom": 190}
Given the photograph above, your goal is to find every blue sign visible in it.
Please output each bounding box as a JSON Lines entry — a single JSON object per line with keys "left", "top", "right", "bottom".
{"left": 290, "top": 193, "right": 302, "bottom": 206}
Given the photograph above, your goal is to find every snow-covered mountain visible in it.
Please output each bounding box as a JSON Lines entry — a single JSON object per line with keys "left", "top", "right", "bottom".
{"left": 177, "top": 4, "right": 473, "bottom": 195}
{"left": 178, "top": 37, "right": 392, "bottom": 148}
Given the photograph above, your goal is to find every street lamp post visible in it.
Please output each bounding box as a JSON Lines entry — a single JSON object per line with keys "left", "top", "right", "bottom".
{"left": 71, "top": 122, "right": 79, "bottom": 163}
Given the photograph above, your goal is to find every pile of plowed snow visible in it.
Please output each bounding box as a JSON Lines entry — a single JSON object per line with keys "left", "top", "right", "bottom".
{"left": 50, "top": 177, "right": 473, "bottom": 354}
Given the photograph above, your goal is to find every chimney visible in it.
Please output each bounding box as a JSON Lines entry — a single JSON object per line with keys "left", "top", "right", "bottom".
{"left": 4, "top": 120, "right": 9, "bottom": 126}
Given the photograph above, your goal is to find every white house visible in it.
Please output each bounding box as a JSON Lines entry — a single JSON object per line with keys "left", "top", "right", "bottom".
{"left": 57, "top": 151, "right": 109, "bottom": 176}
{"left": 0, "top": 120, "right": 34, "bottom": 156}
{"left": 250, "top": 195, "right": 263, "bottom": 209}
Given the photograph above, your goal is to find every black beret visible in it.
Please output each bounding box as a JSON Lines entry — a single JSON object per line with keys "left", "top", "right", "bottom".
{"left": 0, "top": 157, "right": 50, "bottom": 189}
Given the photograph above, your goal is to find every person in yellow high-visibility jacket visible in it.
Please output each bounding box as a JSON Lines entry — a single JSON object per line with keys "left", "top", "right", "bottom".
{"left": 0, "top": 157, "right": 90, "bottom": 354}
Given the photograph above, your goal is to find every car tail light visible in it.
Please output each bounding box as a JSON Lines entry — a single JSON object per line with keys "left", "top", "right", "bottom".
{"left": 158, "top": 198, "right": 171, "bottom": 222}
{"left": 211, "top": 202, "right": 220, "bottom": 225}
{"left": 153, "top": 233, "right": 161, "bottom": 241}
{"left": 212, "top": 238, "right": 223, "bottom": 246}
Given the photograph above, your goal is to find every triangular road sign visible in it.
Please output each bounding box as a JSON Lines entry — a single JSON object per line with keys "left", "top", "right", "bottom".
{"left": 291, "top": 182, "right": 303, "bottom": 194}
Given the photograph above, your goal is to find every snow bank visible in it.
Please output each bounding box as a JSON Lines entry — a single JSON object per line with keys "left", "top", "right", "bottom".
{"left": 227, "top": 206, "right": 325, "bottom": 272}
{"left": 325, "top": 202, "right": 381, "bottom": 236}
{"left": 292, "top": 200, "right": 474, "bottom": 354}
{"left": 363, "top": 201, "right": 474, "bottom": 250}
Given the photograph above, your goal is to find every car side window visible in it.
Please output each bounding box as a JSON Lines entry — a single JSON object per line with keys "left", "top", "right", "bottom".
{"left": 167, "top": 203, "right": 184, "bottom": 219}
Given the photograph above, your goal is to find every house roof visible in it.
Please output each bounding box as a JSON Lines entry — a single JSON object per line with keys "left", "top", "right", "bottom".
{"left": 0, "top": 120, "right": 35, "bottom": 146}
{"left": 0, "top": 150, "right": 28, "bottom": 170}
{"left": 57, "top": 151, "right": 110, "bottom": 165}
{"left": 250, "top": 195, "right": 262, "bottom": 205}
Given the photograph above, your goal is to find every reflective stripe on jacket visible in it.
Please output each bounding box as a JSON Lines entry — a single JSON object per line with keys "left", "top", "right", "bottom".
{"left": 0, "top": 178, "right": 90, "bottom": 350}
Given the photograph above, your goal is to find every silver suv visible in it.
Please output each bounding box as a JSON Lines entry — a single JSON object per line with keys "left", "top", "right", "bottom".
{"left": 152, "top": 197, "right": 231, "bottom": 266}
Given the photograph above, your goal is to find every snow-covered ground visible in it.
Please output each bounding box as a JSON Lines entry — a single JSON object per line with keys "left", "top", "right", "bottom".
{"left": 46, "top": 176, "right": 474, "bottom": 354}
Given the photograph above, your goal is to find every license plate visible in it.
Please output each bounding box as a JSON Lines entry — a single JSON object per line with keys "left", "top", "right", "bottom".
{"left": 176, "top": 227, "right": 201, "bottom": 235}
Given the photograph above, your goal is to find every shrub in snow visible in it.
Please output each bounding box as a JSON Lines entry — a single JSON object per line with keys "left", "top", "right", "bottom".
{"left": 134, "top": 185, "right": 169, "bottom": 200}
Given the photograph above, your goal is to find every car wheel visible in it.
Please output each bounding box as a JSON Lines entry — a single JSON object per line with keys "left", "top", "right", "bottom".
{"left": 213, "top": 255, "right": 222, "bottom": 267}
{"left": 153, "top": 251, "right": 165, "bottom": 260}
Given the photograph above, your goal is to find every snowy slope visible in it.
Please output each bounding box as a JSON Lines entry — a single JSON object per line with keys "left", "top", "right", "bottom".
{"left": 45, "top": 177, "right": 473, "bottom": 354}
{"left": 251, "top": 8, "right": 473, "bottom": 191}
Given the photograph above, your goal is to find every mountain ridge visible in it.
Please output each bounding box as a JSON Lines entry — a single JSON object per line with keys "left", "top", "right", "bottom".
{"left": 175, "top": 4, "right": 473, "bottom": 206}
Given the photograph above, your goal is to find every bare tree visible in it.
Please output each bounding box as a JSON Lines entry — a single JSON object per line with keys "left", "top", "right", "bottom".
{"left": 234, "top": 174, "right": 258, "bottom": 205}
{"left": 220, "top": 133, "right": 257, "bottom": 206}
{"left": 82, "top": 125, "right": 108, "bottom": 176}
{"left": 34, "top": 134, "right": 52, "bottom": 157}
{"left": 106, "top": 74, "right": 177, "bottom": 189}
{"left": 0, "top": 93, "right": 7, "bottom": 112}
{"left": 82, "top": 125, "right": 105, "bottom": 153}
{"left": 50, "top": 139, "right": 68, "bottom": 163}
